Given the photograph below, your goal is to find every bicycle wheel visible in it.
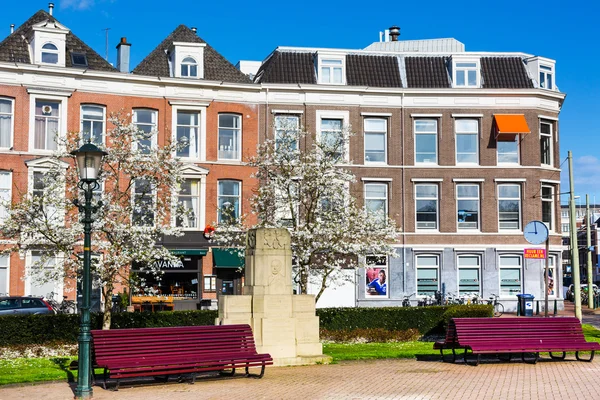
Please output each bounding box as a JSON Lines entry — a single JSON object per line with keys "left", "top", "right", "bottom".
{"left": 494, "top": 302, "right": 504, "bottom": 317}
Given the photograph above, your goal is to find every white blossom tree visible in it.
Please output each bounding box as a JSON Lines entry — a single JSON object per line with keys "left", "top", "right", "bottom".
{"left": 216, "top": 118, "right": 399, "bottom": 302}
{"left": 0, "top": 111, "right": 185, "bottom": 329}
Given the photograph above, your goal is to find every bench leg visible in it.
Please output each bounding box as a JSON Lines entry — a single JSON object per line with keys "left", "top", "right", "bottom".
{"left": 521, "top": 353, "right": 539, "bottom": 364}
{"left": 497, "top": 353, "right": 512, "bottom": 362}
{"left": 190, "top": 373, "right": 197, "bottom": 384}
{"left": 245, "top": 364, "right": 266, "bottom": 379}
{"left": 463, "top": 348, "right": 480, "bottom": 366}
{"left": 549, "top": 352, "right": 566, "bottom": 360}
{"left": 219, "top": 368, "right": 236, "bottom": 377}
{"left": 451, "top": 348, "right": 457, "bottom": 363}
{"left": 576, "top": 351, "right": 595, "bottom": 362}
{"left": 102, "top": 368, "right": 108, "bottom": 390}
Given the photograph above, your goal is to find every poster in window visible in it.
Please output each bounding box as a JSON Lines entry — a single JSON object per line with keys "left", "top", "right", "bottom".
{"left": 365, "top": 256, "right": 387, "bottom": 297}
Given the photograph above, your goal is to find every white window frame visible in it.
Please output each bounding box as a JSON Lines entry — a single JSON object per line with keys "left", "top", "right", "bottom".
{"left": 218, "top": 113, "right": 242, "bottom": 161}
{"left": 416, "top": 254, "right": 440, "bottom": 297}
{"left": 497, "top": 136, "right": 519, "bottom": 165}
{"left": 41, "top": 42, "right": 59, "bottom": 65}
{"left": 499, "top": 254, "right": 523, "bottom": 298}
{"left": 181, "top": 56, "right": 198, "bottom": 77}
{"left": 539, "top": 64, "right": 553, "bottom": 90}
{"left": 456, "top": 183, "right": 480, "bottom": 230}
{"left": 452, "top": 58, "right": 480, "bottom": 88}
{"left": 455, "top": 119, "right": 479, "bottom": 165}
{"left": 541, "top": 185, "right": 555, "bottom": 232}
{"left": 540, "top": 120, "right": 553, "bottom": 167}
{"left": 176, "top": 179, "right": 202, "bottom": 230}
{"left": 0, "top": 170, "right": 11, "bottom": 224}
{"left": 0, "top": 254, "right": 9, "bottom": 295}
{"left": 24, "top": 251, "right": 62, "bottom": 297}
{"left": 28, "top": 163, "right": 66, "bottom": 226}
{"left": 132, "top": 178, "right": 156, "bottom": 227}
{"left": 173, "top": 106, "right": 206, "bottom": 161}
{"left": 546, "top": 255, "right": 557, "bottom": 298}
{"left": 275, "top": 179, "right": 299, "bottom": 226}
{"left": 274, "top": 114, "right": 300, "bottom": 154}
{"left": 132, "top": 109, "right": 158, "bottom": 155}
{"left": 29, "top": 94, "right": 68, "bottom": 153}
{"left": 414, "top": 119, "right": 438, "bottom": 165}
{"left": 364, "top": 182, "right": 388, "bottom": 225}
{"left": 316, "top": 110, "right": 350, "bottom": 163}
{"left": 415, "top": 183, "right": 439, "bottom": 230}
{"left": 318, "top": 55, "right": 345, "bottom": 85}
{"left": 364, "top": 118, "right": 387, "bottom": 164}
{"left": 0, "top": 97, "right": 14, "bottom": 149}
{"left": 365, "top": 255, "right": 389, "bottom": 299}
{"left": 80, "top": 104, "right": 105, "bottom": 145}
{"left": 217, "top": 180, "right": 241, "bottom": 224}
{"left": 203, "top": 275, "right": 217, "bottom": 292}
{"left": 561, "top": 223, "right": 570, "bottom": 233}
{"left": 457, "top": 254, "right": 481, "bottom": 296}
{"left": 498, "top": 183, "right": 522, "bottom": 231}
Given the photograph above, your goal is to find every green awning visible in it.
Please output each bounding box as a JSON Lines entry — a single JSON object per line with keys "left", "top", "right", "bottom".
{"left": 213, "top": 248, "right": 245, "bottom": 269}
{"left": 169, "top": 249, "right": 208, "bottom": 256}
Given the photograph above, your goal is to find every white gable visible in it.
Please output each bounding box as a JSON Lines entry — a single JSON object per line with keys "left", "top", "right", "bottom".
{"left": 29, "top": 20, "right": 69, "bottom": 67}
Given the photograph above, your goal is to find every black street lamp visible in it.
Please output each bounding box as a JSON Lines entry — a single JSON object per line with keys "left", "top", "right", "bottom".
{"left": 71, "top": 143, "right": 107, "bottom": 399}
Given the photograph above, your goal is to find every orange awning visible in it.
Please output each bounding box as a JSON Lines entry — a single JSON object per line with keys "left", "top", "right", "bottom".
{"left": 494, "top": 114, "right": 530, "bottom": 141}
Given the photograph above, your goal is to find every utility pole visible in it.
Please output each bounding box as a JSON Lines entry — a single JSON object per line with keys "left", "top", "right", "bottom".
{"left": 568, "top": 151, "right": 582, "bottom": 321}
{"left": 102, "top": 28, "right": 111, "bottom": 61}
{"left": 587, "top": 194, "right": 593, "bottom": 308}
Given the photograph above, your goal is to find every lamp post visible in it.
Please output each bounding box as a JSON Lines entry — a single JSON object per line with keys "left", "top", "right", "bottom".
{"left": 71, "top": 143, "right": 107, "bottom": 399}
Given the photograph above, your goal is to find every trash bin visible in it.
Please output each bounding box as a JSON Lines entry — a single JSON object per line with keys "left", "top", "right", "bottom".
{"left": 517, "top": 294, "right": 535, "bottom": 316}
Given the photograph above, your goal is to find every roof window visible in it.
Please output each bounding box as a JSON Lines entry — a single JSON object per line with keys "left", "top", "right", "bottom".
{"left": 70, "top": 52, "right": 88, "bottom": 68}
{"left": 41, "top": 43, "right": 59, "bottom": 64}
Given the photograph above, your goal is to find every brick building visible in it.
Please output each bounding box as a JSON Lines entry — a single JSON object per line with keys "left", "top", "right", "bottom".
{"left": 252, "top": 32, "right": 566, "bottom": 310}
{"left": 0, "top": 8, "right": 260, "bottom": 309}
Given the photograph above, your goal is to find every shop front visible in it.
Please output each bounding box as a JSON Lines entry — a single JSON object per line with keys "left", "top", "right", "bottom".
{"left": 212, "top": 248, "right": 244, "bottom": 296}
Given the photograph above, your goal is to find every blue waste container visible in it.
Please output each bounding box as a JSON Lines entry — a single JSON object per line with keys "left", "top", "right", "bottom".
{"left": 517, "top": 294, "right": 535, "bottom": 316}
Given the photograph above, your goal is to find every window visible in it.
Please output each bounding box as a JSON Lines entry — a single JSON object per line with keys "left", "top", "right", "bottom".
{"left": 415, "top": 184, "right": 438, "bottom": 230}
{"left": 545, "top": 256, "right": 557, "bottom": 297}
{"left": 364, "top": 118, "right": 387, "bottom": 164}
{"left": 458, "top": 255, "right": 481, "bottom": 295}
{"left": 132, "top": 179, "right": 154, "bottom": 226}
{"left": 32, "top": 171, "right": 61, "bottom": 223}
{"left": 416, "top": 255, "right": 439, "bottom": 296}
{"left": 0, "top": 254, "right": 7, "bottom": 294}
{"left": 455, "top": 119, "right": 479, "bottom": 164}
{"left": 176, "top": 111, "right": 201, "bottom": 159}
{"left": 133, "top": 109, "right": 157, "bottom": 155}
{"left": 561, "top": 210, "right": 568, "bottom": 218}
{"left": 499, "top": 255, "right": 522, "bottom": 296}
{"left": 365, "top": 183, "right": 388, "bottom": 225}
{"left": 541, "top": 185, "right": 554, "bottom": 231}
{"left": 275, "top": 180, "right": 299, "bottom": 226}
{"left": 319, "top": 58, "right": 344, "bottom": 84}
{"left": 70, "top": 52, "right": 88, "bottom": 67}
{"left": 457, "top": 184, "right": 479, "bottom": 229}
{"left": 0, "top": 171, "right": 11, "bottom": 223}
{"left": 34, "top": 100, "right": 60, "bottom": 150}
{"left": 540, "top": 121, "right": 553, "bottom": 166}
{"left": 320, "top": 118, "right": 344, "bottom": 161}
{"left": 218, "top": 180, "right": 240, "bottom": 224}
{"left": 28, "top": 251, "right": 57, "bottom": 297}
{"left": 0, "top": 98, "right": 13, "bottom": 148}
{"left": 498, "top": 184, "right": 521, "bottom": 230}
{"left": 203, "top": 275, "right": 216, "bottom": 292}
{"left": 177, "top": 179, "right": 200, "bottom": 229}
{"left": 562, "top": 223, "right": 570, "bottom": 233}
{"left": 274, "top": 115, "right": 299, "bottom": 153}
{"left": 365, "top": 255, "right": 388, "bottom": 297}
{"left": 80, "top": 105, "right": 104, "bottom": 145}
{"left": 539, "top": 65, "right": 553, "bottom": 90}
{"left": 453, "top": 61, "right": 479, "bottom": 87}
{"left": 415, "top": 119, "right": 437, "bottom": 164}
{"left": 218, "top": 114, "right": 241, "bottom": 160}
{"left": 497, "top": 136, "right": 519, "bottom": 164}
{"left": 181, "top": 57, "right": 198, "bottom": 77}
{"left": 41, "top": 43, "right": 59, "bottom": 64}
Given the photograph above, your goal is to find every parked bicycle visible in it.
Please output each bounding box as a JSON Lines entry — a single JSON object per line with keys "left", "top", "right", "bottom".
{"left": 45, "top": 292, "right": 77, "bottom": 314}
{"left": 402, "top": 293, "right": 414, "bottom": 307}
{"left": 487, "top": 293, "right": 504, "bottom": 317}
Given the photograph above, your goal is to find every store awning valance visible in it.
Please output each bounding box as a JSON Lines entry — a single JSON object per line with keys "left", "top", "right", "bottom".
{"left": 169, "top": 249, "right": 208, "bottom": 256}
{"left": 494, "top": 114, "right": 530, "bottom": 141}
{"left": 213, "top": 248, "right": 245, "bottom": 269}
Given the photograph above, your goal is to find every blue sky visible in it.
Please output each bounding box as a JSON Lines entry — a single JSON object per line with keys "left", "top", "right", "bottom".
{"left": 2, "top": 1, "right": 598, "bottom": 206}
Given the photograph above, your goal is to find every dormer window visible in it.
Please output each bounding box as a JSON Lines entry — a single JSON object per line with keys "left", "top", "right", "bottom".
{"left": 453, "top": 59, "right": 480, "bottom": 88}
{"left": 318, "top": 55, "right": 345, "bottom": 84}
{"left": 41, "top": 43, "right": 59, "bottom": 64}
{"left": 181, "top": 57, "right": 198, "bottom": 77}
{"left": 71, "top": 52, "right": 88, "bottom": 68}
{"left": 539, "top": 65, "right": 553, "bottom": 90}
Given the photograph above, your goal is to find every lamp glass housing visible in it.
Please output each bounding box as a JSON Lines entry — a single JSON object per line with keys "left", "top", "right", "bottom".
{"left": 71, "top": 143, "right": 107, "bottom": 181}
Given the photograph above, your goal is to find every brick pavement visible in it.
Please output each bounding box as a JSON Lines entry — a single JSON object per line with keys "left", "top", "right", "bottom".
{"left": 1, "top": 356, "right": 599, "bottom": 400}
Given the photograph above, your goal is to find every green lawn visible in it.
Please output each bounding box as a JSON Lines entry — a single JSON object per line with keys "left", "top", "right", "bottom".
{"left": 1, "top": 324, "right": 599, "bottom": 386}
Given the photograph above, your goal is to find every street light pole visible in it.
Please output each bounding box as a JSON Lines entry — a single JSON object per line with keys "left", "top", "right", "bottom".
{"left": 587, "top": 195, "right": 594, "bottom": 308}
{"left": 71, "top": 143, "right": 107, "bottom": 399}
{"left": 568, "top": 151, "right": 582, "bottom": 321}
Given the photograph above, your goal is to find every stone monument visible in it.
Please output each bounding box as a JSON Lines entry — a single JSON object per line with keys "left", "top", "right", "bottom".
{"left": 217, "top": 228, "right": 330, "bottom": 366}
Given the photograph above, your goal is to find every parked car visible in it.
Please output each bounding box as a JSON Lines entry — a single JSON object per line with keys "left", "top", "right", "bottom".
{"left": 0, "top": 296, "right": 56, "bottom": 316}
{"left": 566, "top": 284, "right": 599, "bottom": 302}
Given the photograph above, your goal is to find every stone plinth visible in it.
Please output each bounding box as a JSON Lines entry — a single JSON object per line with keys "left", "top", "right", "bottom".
{"left": 217, "top": 228, "right": 330, "bottom": 366}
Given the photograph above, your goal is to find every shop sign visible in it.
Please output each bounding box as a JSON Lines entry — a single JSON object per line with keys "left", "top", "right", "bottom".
{"left": 524, "top": 248, "right": 546, "bottom": 259}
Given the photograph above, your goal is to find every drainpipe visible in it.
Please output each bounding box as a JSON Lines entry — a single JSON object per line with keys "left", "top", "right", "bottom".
{"left": 401, "top": 91, "right": 406, "bottom": 293}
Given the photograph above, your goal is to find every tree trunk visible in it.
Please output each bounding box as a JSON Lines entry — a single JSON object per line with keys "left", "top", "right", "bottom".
{"left": 314, "top": 268, "right": 333, "bottom": 303}
{"left": 101, "top": 284, "right": 113, "bottom": 330}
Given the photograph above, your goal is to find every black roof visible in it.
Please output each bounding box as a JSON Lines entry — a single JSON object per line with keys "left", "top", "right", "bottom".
{"left": 0, "top": 10, "right": 116, "bottom": 71}
{"left": 132, "top": 25, "right": 251, "bottom": 83}
{"left": 405, "top": 57, "right": 450, "bottom": 88}
{"left": 254, "top": 51, "right": 316, "bottom": 84}
{"left": 481, "top": 57, "right": 533, "bottom": 89}
{"left": 346, "top": 55, "right": 402, "bottom": 87}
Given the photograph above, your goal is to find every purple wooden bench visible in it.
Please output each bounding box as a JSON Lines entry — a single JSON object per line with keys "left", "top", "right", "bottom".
{"left": 91, "top": 324, "right": 273, "bottom": 390}
{"left": 446, "top": 317, "right": 600, "bottom": 366}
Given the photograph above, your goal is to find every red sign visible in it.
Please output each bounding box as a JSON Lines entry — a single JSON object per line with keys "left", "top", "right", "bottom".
{"left": 524, "top": 248, "right": 546, "bottom": 259}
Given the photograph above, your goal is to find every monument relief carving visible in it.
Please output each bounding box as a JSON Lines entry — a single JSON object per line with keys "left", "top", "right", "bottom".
{"left": 264, "top": 229, "right": 284, "bottom": 249}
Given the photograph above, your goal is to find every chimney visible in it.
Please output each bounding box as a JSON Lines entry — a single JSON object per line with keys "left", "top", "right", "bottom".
{"left": 191, "top": 27, "right": 197, "bottom": 34}
{"left": 116, "top": 37, "right": 131, "bottom": 73}
{"left": 389, "top": 26, "right": 400, "bottom": 42}
{"left": 48, "top": 3, "right": 54, "bottom": 16}
{"left": 10, "top": 24, "right": 14, "bottom": 34}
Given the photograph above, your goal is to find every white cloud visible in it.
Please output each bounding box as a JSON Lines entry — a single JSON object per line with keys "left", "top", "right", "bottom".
{"left": 59, "top": 0, "right": 96, "bottom": 10}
